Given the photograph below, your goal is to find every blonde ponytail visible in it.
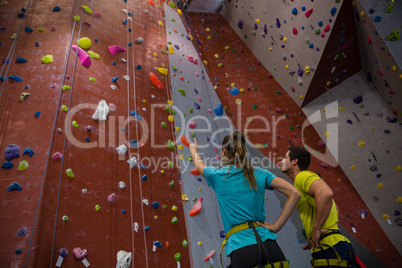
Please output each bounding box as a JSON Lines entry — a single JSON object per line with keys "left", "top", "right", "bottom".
{"left": 222, "top": 132, "right": 256, "bottom": 190}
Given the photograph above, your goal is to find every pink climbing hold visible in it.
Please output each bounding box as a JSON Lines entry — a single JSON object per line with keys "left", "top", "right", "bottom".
{"left": 198, "top": 97, "right": 202, "bottom": 102}
{"left": 108, "top": 193, "right": 116, "bottom": 202}
{"left": 324, "top": 24, "right": 330, "bottom": 32}
{"left": 193, "top": 59, "right": 199, "bottom": 65}
{"left": 305, "top": 9, "right": 313, "bottom": 18}
{"left": 392, "top": 109, "right": 397, "bottom": 115}
{"left": 292, "top": 27, "right": 298, "bottom": 35}
{"left": 50, "top": 27, "right": 56, "bottom": 31}
{"left": 275, "top": 108, "right": 282, "bottom": 113}
{"left": 367, "top": 37, "right": 372, "bottom": 44}
{"left": 189, "top": 121, "right": 196, "bottom": 129}
{"left": 94, "top": 12, "right": 102, "bottom": 17}
{"left": 187, "top": 55, "right": 194, "bottom": 62}
{"left": 378, "top": 70, "right": 383, "bottom": 76}
{"left": 208, "top": 109, "right": 212, "bottom": 114}
{"left": 236, "top": 40, "right": 241, "bottom": 44}
{"left": 318, "top": 140, "right": 325, "bottom": 147}
{"left": 321, "top": 33, "right": 325, "bottom": 38}
{"left": 320, "top": 163, "right": 329, "bottom": 169}
{"left": 108, "top": 45, "right": 127, "bottom": 55}
{"left": 52, "top": 152, "right": 63, "bottom": 160}
{"left": 195, "top": 72, "right": 199, "bottom": 77}
{"left": 73, "top": 247, "right": 88, "bottom": 261}
{"left": 291, "top": 86, "right": 295, "bottom": 92}
{"left": 71, "top": 45, "right": 92, "bottom": 67}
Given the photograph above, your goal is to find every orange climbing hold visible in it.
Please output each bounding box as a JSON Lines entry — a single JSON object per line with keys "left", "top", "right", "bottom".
{"left": 152, "top": 29, "right": 156, "bottom": 33}
{"left": 181, "top": 136, "right": 190, "bottom": 147}
{"left": 190, "top": 168, "right": 200, "bottom": 175}
{"left": 189, "top": 197, "right": 203, "bottom": 217}
{"left": 149, "top": 72, "right": 164, "bottom": 90}
{"left": 174, "top": 29, "right": 177, "bottom": 33}
{"left": 148, "top": 0, "right": 155, "bottom": 6}
{"left": 179, "top": 76, "right": 184, "bottom": 81}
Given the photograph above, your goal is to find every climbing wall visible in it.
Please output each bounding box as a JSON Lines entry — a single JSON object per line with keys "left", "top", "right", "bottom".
{"left": 0, "top": 0, "right": 191, "bottom": 267}
{"left": 186, "top": 10, "right": 401, "bottom": 267}
{"left": 221, "top": 0, "right": 361, "bottom": 108}
{"left": 353, "top": 0, "right": 402, "bottom": 119}
{"left": 165, "top": 6, "right": 311, "bottom": 267}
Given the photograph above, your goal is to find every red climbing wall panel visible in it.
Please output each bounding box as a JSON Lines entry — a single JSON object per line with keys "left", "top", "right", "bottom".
{"left": 187, "top": 12, "right": 401, "bottom": 267}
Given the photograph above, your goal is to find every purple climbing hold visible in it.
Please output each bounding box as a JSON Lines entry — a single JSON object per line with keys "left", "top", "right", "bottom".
{"left": 376, "top": 174, "right": 382, "bottom": 178}
{"left": 220, "top": 230, "right": 225, "bottom": 238}
{"left": 194, "top": 103, "right": 200, "bottom": 109}
{"left": 5, "top": 144, "right": 19, "bottom": 161}
{"left": 346, "top": 119, "right": 353, "bottom": 124}
{"left": 8, "top": 182, "right": 22, "bottom": 191}
{"left": 394, "top": 209, "right": 401, "bottom": 216}
{"left": 193, "top": 88, "right": 198, "bottom": 94}
{"left": 369, "top": 8, "right": 375, "bottom": 14}
{"left": 386, "top": 116, "right": 397, "bottom": 123}
{"left": 186, "top": 35, "right": 191, "bottom": 40}
{"left": 238, "top": 20, "right": 243, "bottom": 30}
{"left": 366, "top": 72, "right": 372, "bottom": 82}
{"left": 297, "top": 68, "right": 303, "bottom": 77}
{"left": 59, "top": 248, "right": 68, "bottom": 258}
{"left": 353, "top": 95, "right": 363, "bottom": 104}
{"left": 276, "top": 18, "right": 280, "bottom": 28}
{"left": 17, "top": 227, "right": 28, "bottom": 236}
{"left": 264, "top": 24, "right": 267, "bottom": 34}
{"left": 254, "top": 23, "right": 258, "bottom": 30}
{"left": 174, "top": 44, "right": 179, "bottom": 50}
{"left": 320, "top": 163, "right": 329, "bottom": 169}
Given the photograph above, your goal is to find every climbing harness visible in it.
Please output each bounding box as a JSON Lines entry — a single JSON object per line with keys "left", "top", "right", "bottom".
{"left": 220, "top": 222, "right": 289, "bottom": 268}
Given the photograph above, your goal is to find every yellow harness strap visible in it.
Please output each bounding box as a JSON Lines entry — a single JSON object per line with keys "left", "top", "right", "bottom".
{"left": 311, "top": 243, "right": 350, "bottom": 267}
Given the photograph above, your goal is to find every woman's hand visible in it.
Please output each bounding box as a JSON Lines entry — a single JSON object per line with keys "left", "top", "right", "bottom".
{"left": 189, "top": 138, "right": 198, "bottom": 154}
{"left": 256, "top": 221, "right": 279, "bottom": 233}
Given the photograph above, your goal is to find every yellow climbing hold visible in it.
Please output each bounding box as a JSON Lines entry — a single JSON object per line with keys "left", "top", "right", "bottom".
{"left": 62, "top": 85, "right": 71, "bottom": 91}
{"left": 299, "top": 95, "right": 303, "bottom": 100}
{"left": 66, "top": 168, "right": 75, "bottom": 178}
{"left": 326, "top": 81, "right": 331, "bottom": 86}
{"left": 175, "top": 127, "right": 180, "bottom": 131}
{"left": 225, "top": 73, "right": 229, "bottom": 78}
{"left": 167, "top": 100, "right": 174, "bottom": 105}
{"left": 207, "top": 35, "right": 212, "bottom": 39}
{"left": 244, "top": 130, "right": 248, "bottom": 134}
{"left": 351, "top": 165, "right": 355, "bottom": 170}
{"left": 18, "top": 160, "right": 29, "bottom": 170}
{"left": 11, "top": 33, "right": 16, "bottom": 39}
{"left": 73, "top": 15, "right": 80, "bottom": 21}
{"left": 324, "top": 132, "right": 329, "bottom": 137}
{"left": 399, "top": 74, "right": 402, "bottom": 79}
{"left": 283, "top": 37, "right": 287, "bottom": 42}
{"left": 214, "top": 54, "right": 219, "bottom": 58}
{"left": 38, "top": 28, "right": 44, "bottom": 32}
{"left": 161, "top": 170, "right": 164, "bottom": 173}
{"left": 178, "top": 145, "right": 183, "bottom": 150}
{"left": 62, "top": 105, "right": 68, "bottom": 112}
{"left": 159, "top": 20, "right": 163, "bottom": 26}
{"left": 352, "top": 1, "right": 355, "bottom": 6}
{"left": 239, "top": 88, "right": 245, "bottom": 93}
{"left": 397, "top": 197, "right": 402, "bottom": 203}
{"left": 41, "top": 55, "right": 53, "bottom": 64}
{"left": 189, "top": 35, "right": 193, "bottom": 40}
{"left": 392, "top": 66, "right": 396, "bottom": 71}
{"left": 339, "top": 106, "right": 344, "bottom": 111}
{"left": 157, "top": 67, "right": 168, "bottom": 76}
{"left": 203, "top": 60, "right": 208, "bottom": 65}
{"left": 358, "top": 141, "right": 366, "bottom": 147}
{"left": 285, "top": 65, "right": 289, "bottom": 70}
{"left": 198, "top": 188, "right": 202, "bottom": 191}
{"left": 81, "top": 5, "right": 92, "bottom": 13}
{"left": 77, "top": 37, "right": 92, "bottom": 49}
{"left": 168, "top": 115, "right": 174, "bottom": 122}
{"left": 225, "top": 46, "right": 230, "bottom": 50}
{"left": 168, "top": 45, "right": 174, "bottom": 54}
{"left": 143, "top": 99, "right": 146, "bottom": 103}
{"left": 206, "top": 27, "right": 210, "bottom": 32}
{"left": 255, "top": 18, "right": 260, "bottom": 24}
{"left": 305, "top": 66, "right": 310, "bottom": 74}
{"left": 396, "top": 165, "right": 401, "bottom": 171}
{"left": 360, "top": 11, "right": 365, "bottom": 17}
{"left": 177, "top": 9, "right": 182, "bottom": 15}
{"left": 269, "top": 47, "right": 272, "bottom": 51}
{"left": 88, "top": 51, "right": 100, "bottom": 59}
{"left": 377, "top": 183, "right": 383, "bottom": 189}
{"left": 0, "top": 1, "right": 8, "bottom": 6}
{"left": 179, "top": 154, "right": 184, "bottom": 160}
{"left": 246, "top": 117, "right": 253, "bottom": 122}
{"left": 171, "top": 205, "right": 178, "bottom": 211}
{"left": 382, "top": 213, "right": 389, "bottom": 220}
{"left": 153, "top": 53, "right": 158, "bottom": 57}
{"left": 154, "top": 215, "right": 158, "bottom": 219}
{"left": 198, "top": 242, "right": 203, "bottom": 246}
{"left": 235, "top": 99, "right": 242, "bottom": 105}
{"left": 213, "top": 85, "right": 218, "bottom": 89}
{"left": 218, "top": 63, "right": 223, "bottom": 67}
{"left": 72, "top": 121, "right": 79, "bottom": 128}
{"left": 322, "top": 109, "right": 326, "bottom": 113}
{"left": 182, "top": 194, "right": 189, "bottom": 201}
{"left": 89, "top": 77, "right": 95, "bottom": 82}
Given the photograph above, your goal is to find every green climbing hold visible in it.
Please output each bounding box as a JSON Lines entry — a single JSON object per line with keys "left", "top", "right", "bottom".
{"left": 89, "top": 77, "right": 95, "bottom": 81}
{"left": 387, "top": 5, "right": 393, "bottom": 13}
{"left": 306, "top": 130, "right": 311, "bottom": 133}
{"left": 182, "top": 240, "right": 188, "bottom": 248}
{"left": 254, "top": 88, "right": 257, "bottom": 91}
{"left": 229, "top": 65, "right": 233, "bottom": 67}
{"left": 305, "top": 38, "right": 310, "bottom": 44}
{"left": 62, "top": 85, "right": 71, "bottom": 91}
{"left": 285, "top": 114, "right": 288, "bottom": 117}
{"left": 275, "top": 90, "right": 281, "bottom": 95}
{"left": 187, "top": 155, "right": 192, "bottom": 161}
{"left": 169, "top": 161, "right": 173, "bottom": 168}
{"left": 359, "top": 104, "right": 365, "bottom": 108}
{"left": 174, "top": 252, "right": 182, "bottom": 262}
{"left": 169, "top": 180, "right": 174, "bottom": 187}
{"left": 18, "top": 160, "right": 29, "bottom": 170}
{"left": 289, "top": 126, "right": 294, "bottom": 130}
{"left": 250, "top": 67, "right": 254, "bottom": 71}
{"left": 245, "top": 35, "right": 247, "bottom": 39}
{"left": 315, "top": 28, "right": 321, "bottom": 35}
{"left": 62, "top": 105, "right": 68, "bottom": 112}
{"left": 171, "top": 216, "right": 178, "bottom": 224}
{"left": 232, "top": 50, "right": 236, "bottom": 53}
{"left": 334, "top": 54, "right": 340, "bottom": 61}
{"left": 161, "top": 50, "right": 166, "bottom": 54}
{"left": 163, "top": 204, "right": 167, "bottom": 208}
{"left": 388, "top": 30, "right": 400, "bottom": 41}
{"left": 346, "top": 214, "right": 350, "bottom": 218}
{"left": 66, "top": 168, "right": 75, "bottom": 178}
{"left": 168, "top": 31, "right": 171, "bottom": 34}
{"left": 168, "top": 42, "right": 172, "bottom": 45}
{"left": 263, "top": 143, "right": 268, "bottom": 147}
{"left": 192, "top": 197, "right": 197, "bottom": 202}
{"left": 189, "top": 108, "right": 193, "bottom": 113}
{"left": 178, "top": 89, "right": 186, "bottom": 96}
{"left": 172, "top": 66, "right": 177, "bottom": 71}
{"left": 252, "top": 105, "right": 257, "bottom": 110}
{"left": 161, "top": 122, "right": 167, "bottom": 127}
{"left": 169, "top": 2, "right": 176, "bottom": 8}
{"left": 167, "top": 139, "right": 175, "bottom": 150}
{"left": 191, "top": 131, "right": 196, "bottom": 137}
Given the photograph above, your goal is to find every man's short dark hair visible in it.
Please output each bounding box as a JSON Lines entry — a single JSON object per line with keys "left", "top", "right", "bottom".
{"left": 287, "top": 145, "right": 311, "bottom": 171}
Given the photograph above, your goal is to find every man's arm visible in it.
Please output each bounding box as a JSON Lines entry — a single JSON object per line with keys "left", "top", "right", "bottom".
{"left": 308, "top": 179, "right": 334, "bottom": 251}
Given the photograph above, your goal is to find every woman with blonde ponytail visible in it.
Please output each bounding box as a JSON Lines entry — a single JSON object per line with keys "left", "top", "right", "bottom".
{"left": 189, "top": 131, "right": 300, "bottom": 268}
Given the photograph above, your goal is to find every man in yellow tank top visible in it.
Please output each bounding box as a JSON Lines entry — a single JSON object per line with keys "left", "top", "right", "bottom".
{"left": 259, "top": 145, "right": 360, "bottom": 267}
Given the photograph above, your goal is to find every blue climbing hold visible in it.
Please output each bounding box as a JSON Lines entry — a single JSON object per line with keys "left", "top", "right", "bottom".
{"left": 34, "top": 112, "right": 41, "bottom": 118}
{"left": 301, "top": 6, "right": 306, "bottom": 11}
{"left": 331, "top": 7, "right": 337, "bottom": 16}
{"left": 85, "top": 138, "right": 90, "bottom": 142}
{"left": 340, "top": 30, "right": 346, "bottom": 35}
{"left": 292, "top": 8, "right": 297, "bottom": 15}
{"left": 53, "top": 6, "right": 61, "bottom": 12}
{"left": 122, "top": 210, "right": 126, "bottom": 214}
{"left": 25, "top": 27, "right": 33, "bottom": 33}
{"left": 0, "top": 76, "right": 7, "bottom": 82}
{"left": 229, "top": 88, "right": 239, "bottom": 95}
{"left": 264, "top": 24, "right": 267, "bottom": 34}
{"left": 276, "top": 18, "right": 280, "bottom": 28}
{"left": 140, "top": 164, "right": 147, "bottom": 169}
{"left": 16, "top": 57, "right": 27, "bottom": 63}
{"left": 8, "top": 182, "right": 22, "bottom": 191}
{"left": 346, "top": 119, "right": 353, "bottom": 124}
{"left": 318, "top": 21, "right": 323, "bottom": 27}
{"left": 35, "top": 41, "right": 39, "bottom": 47}
{"left": 112, "top": 76, "right": 119, "bottom": 83}
{"left": 17, "top": 227, "right": 28, "bottom": 236}
{"left": 193, "top": 88, "right": 198, "bottom": 94}
{"left": 254, "top": 23, "right": 258, "bottom": 30}
{"left": 1, "top": 162, "right": 13, "bottom": 169}
{"left": 213, "top": 103, "right": 223, "bottom": 117}
{"left": 142, "top": 175, "right": 147, "bottom": 181}
{"left": 130, "top": 111, "right": 142, "bottom": 121}
{"left": 130, "top": 140, "right": 138, "bottom": 147}
{"left": 128, "top": 28, "right": 132, "bottom": 32}
{"left": 136, "top": 64, "right": 142, "bottom": 70}
{"left": 128, "top": 42, "right": 132, "bottom": 46}
{"left": 144, "top": 225, "right": 150, "bottom": 231}
{"left": 301, "top": 26, "right": 305, "bottom": 30}
{"left": 94, "top": 39, "right": 98, "bottom": 42}
{"left": 22, "top": 147, "right": 34, "bottom": 157}
{"left": 17, "top": 13, "right": 25, "bottom": 18}
{"left": 194, "top": 103, "right": 200, "bottom": 109}
{"left": 113, "top": 61, "right": 116, "bottom": 65}
{"left": 186, "top": 35, "right": 191, "bottom": 40}
{"left": 374, "top": 16, "right": 382, "bottom": 22}
{"left": 123, "top": 20, "right": 127, "bottom": 25}
{"left": 154, "top": 241, "right": 162, "bottom": 248}
{"left": 152, "top": 201, "right": 159, "bottom": 209}
{"left": 9, "top": 75, "right": 23, "bottom": 82}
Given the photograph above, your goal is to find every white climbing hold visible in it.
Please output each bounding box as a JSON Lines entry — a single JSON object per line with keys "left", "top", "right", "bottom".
{"left": 121, "top": 58, "right": 127, "bottom": 63}
{"left": 127, "top": 156, "right": 137, "bottom": 168}
{"left": 143, "top": 199, "right": 149, "bottom": 205}
{"left": 119, "top": 181, "right": 126, "bottom": 189}
{"left": 116, "top": 144, "right": 128, "bottom": 155}
{"left": 110, "top": 85, "right": 117, "bottom": 90}
{"left": 123, "top": 75, "right": 130, "bottom": 81}
{"left": 92, "top": 100, "right": 110, "bottom": 121}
